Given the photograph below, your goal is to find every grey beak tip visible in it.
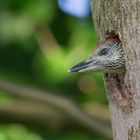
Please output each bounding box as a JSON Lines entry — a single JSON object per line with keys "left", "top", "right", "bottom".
{"left": 68, "top": 68, "right": 79, "bottom": 73}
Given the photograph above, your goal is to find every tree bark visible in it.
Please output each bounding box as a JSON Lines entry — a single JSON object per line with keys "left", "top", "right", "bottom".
{"left": 90, "top": 0, "right": 140, "bottom": 140}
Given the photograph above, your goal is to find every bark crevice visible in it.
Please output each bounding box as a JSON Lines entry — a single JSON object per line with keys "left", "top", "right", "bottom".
{"left": 104, "top": 73, "right": 135, "bottom": 114}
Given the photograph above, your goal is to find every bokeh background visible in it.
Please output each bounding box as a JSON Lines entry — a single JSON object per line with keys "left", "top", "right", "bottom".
{"left": 0, "top": 0, "right": 111, "bottom": 140}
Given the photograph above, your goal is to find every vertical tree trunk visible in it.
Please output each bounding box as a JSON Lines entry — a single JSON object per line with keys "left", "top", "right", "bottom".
{"left": 90, "top": 0, "right": 140, "bottom": 140}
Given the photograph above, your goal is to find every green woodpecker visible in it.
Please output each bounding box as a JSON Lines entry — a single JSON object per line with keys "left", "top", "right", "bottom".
{"left": 68, "top": 35, "right": 125, "bottom": 74}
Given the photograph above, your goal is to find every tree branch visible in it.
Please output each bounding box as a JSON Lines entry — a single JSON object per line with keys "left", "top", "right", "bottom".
{"left": 0, "top": 100, "right": 110, "bottom": 134}
{"left": 0, "top": 77, "right": 112, "bottom": 139}
{"left": 0, "top": 100, "right": 63, "bottom": 130}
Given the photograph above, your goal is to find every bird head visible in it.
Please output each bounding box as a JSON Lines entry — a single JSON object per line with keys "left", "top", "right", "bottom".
{"left": 69, "top": 38, "right": 125, "bottom": 74}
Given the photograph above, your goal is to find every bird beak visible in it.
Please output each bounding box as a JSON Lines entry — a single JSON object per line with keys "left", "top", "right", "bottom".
{"left": 68, "top": 59, "right": 93, "bottom": 73}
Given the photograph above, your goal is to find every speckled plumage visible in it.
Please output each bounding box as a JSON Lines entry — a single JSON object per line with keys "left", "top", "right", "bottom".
{"left": 69, "top": 37, "right": 126, "bottom": 74}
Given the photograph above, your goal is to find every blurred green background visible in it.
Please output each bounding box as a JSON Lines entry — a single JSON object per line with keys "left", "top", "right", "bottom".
{"left": 0, "top": 0, "right": 111, "bottom": 140}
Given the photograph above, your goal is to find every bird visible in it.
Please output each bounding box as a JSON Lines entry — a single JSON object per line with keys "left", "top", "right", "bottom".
{"left": 68, "top": 35, "right": 126, "bottom": 74}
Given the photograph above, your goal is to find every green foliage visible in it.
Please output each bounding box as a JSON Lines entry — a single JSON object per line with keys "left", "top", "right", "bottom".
{"left": 0, "top": 124, "right": 42, "bottom": 140}
{"left": 0, "top": 0, "right": 108, "bottom": 140}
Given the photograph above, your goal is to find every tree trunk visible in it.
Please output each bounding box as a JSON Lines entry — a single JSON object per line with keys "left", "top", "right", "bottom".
{"left": 90, "top": 0, "right": 140, "bottom": 140}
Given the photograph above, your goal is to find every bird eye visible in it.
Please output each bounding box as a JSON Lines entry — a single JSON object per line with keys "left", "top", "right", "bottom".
{"left": 99, "top": 48, "right": 109, "bottom": 55}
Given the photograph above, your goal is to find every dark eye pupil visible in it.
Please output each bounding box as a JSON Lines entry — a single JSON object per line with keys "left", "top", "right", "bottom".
{"left": 100, "top": 48, "right": 109, "bottom": 55}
